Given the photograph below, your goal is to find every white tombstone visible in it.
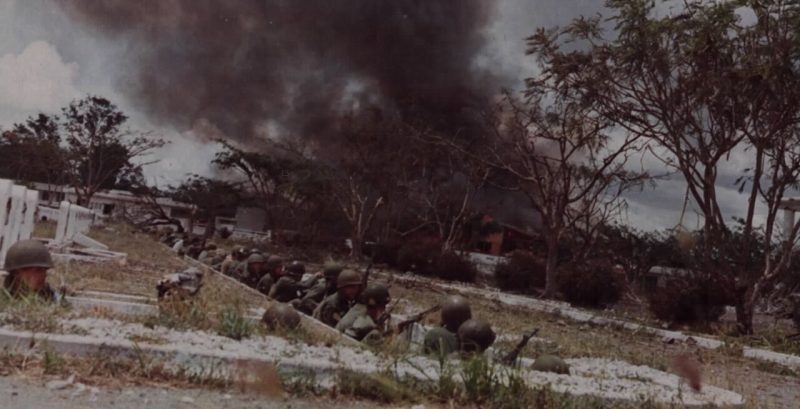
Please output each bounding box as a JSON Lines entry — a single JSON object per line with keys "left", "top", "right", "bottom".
{"left": 0, "top": 185, "right": 26, "bottom": 260}
{"left": 54, "top": 201, "right": 95, "bottom": 245}
{"left": 54, "top": 201, "right": 71, "bottom": 244}
{"left": 19, "top": 189, "right": 38, "bottom": 242}
{"left": 0, "top": 179, "right": 12, "bottom": 263}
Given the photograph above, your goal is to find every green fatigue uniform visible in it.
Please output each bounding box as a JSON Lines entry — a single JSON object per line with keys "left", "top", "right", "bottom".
{"left": 312, "top": 269, "right": 363, "bottom": 327}
{"left": 335, "top": 285, "right": 390, "bottom": 343}
{"left": 220, "top": 258, "right": 239, "bottom": 277}
{"left": 292, "top": 264, "right": 343, "bottom": 314}
{"left": 423, "top": 327, "right": 459, "bottom": 356}
{"left": 256, "top": 274, "right": 275, "bottom": 295}
{"left": 313, "top": 292, "right": 355, "bottom": 327}
{"left": 335, "top": 304, "right": 383, "bottom": 343}
{"left": 268, "top": 276, "right": 306, "bottom": 302}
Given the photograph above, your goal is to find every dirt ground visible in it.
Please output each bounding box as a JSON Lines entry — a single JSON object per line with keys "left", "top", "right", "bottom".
{"left": 33, "top": 223, "right": 800, "bottom": 408}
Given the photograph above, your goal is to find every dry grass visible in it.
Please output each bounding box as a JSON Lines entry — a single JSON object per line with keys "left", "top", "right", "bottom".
{"left": 384, "top": 270, "right": 798, "bottom": 409}
{"left": 33, "top": 220, "right": 57, "bottom": 239}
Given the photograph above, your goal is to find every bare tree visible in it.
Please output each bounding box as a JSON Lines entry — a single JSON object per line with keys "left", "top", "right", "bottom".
{"left": 431, "top": 87, "right": 646, "bottom": 296}
{"left": 534, "top": 0, "right": 800, "bottom": 332}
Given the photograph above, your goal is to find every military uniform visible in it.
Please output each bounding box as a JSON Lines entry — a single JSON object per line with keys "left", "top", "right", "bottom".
{"left": 424, "top": 295, "right": 471, "bottom": 356}
{"left": 293, "top": 264, "right": 342, "bottom": 314}
{"left": 335, "top": 284, "right": 390, "bottom": 343}
{"left": 313, "top": 292, "right": 355, "bottom": 327}
{"left": 268, "top": 276, "right": 306, "bottom": 302}
{"left": 336, "top": 304, "right": 383, "bottom": 343}
{"left": 423, "top": 327, "right": 459, "bottom": 356}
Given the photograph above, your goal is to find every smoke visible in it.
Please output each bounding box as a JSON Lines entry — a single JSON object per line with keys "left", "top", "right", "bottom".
{"left": 57, "top": 1, "right": 499, "bottom": 146}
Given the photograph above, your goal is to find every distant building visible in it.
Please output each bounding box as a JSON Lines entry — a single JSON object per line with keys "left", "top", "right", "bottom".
{"left": 466, "top": 213, "right": 537, "bottom": 256}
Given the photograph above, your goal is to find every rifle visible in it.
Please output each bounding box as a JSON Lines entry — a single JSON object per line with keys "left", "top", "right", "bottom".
{"left": 396, "top": 304, "right": 441, "bottom": 334}
{"left": 499, "top": 328, "right": 539, "bottom": 366}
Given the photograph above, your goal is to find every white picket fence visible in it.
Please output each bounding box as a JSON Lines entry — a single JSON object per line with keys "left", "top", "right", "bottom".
{"left": 0, "top": 179, "right": 40, "bottom": 265}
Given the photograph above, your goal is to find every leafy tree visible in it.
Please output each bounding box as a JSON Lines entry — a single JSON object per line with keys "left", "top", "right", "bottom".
{"left": 61, "top": 96, "right": 164, "bottom": 205}
{"left": 170, "top": 175, "right": 240, "bottom": 240}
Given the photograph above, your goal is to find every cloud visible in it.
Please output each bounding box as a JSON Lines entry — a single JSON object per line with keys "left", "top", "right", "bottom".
{"left": 0, "top": 41, "right": 80, "bottom": 121}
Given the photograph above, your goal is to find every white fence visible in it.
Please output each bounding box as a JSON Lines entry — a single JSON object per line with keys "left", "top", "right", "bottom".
{"left": 0, "top": 179, "right": 40, "bottom": 265}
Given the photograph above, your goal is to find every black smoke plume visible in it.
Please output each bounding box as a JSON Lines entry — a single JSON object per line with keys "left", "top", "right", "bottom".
{"left": 58, "top": 1, "right": 499, "bottom": 145}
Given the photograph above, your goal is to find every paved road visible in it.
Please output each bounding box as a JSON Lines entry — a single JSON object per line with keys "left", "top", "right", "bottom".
{"left": 0, "top": 376, "right": 383, "bottom": 409}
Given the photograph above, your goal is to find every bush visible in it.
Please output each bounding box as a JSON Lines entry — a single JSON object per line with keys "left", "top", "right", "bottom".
{"left": 434, "top": 252, "right": 477, "bottom": 283}
{"left": 647, "top": 278, "right": 727, "bottom": 323}
{"left": 557, "top": 259, "right": 621, "bottom": 308}
{"left": 495, "top": 251, "right": 545, "bottom": 292}
{"left": 217, "top": 227, "right": 232, "bottom": 239}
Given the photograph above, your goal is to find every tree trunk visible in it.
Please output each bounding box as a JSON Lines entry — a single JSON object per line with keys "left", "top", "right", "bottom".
{"left": 350, "top": 231, "right": 363, "bottom": 259}
{"left": 543, "top": 239, "right": 559, "bottom": 298}
{"left": 204, "top": 213, "right": 217, "bottom": 241}
{"left": 735, "top": 283, "right": 757, "bottom": 335}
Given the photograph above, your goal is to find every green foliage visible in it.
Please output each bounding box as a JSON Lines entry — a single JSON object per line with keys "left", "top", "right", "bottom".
{"left": 558, "top": 260, "right": 622, "bottom": 308}
{"left": 216, "top": 305, "right": 255, "bottom": 341}
{"left": 495, "top": 250, "right": 546, "bottom": 292}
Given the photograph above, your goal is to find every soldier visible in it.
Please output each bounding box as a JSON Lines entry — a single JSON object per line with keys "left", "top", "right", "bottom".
{"left": 457, "top": 319, "right": 496, "bottom": 354}
{"left": 292, "top": 263, "right": 342, "bottom": 314}
{"left": 156, "top": 267, "right": 204, "bottom": 301}
{"left": 262, "top": 302, "right": 302, "bottom": 331}
{"left": 424, "top": 295, "right": 472, "bottom": 356}
{"left": 240, "top": 253, "right": 267, "bottom": 287}
{"left": 2, "top": 239, "right": 57, "bottom": 301}
{"left": 336, "top": 284, "right": 390, "bottom": 343}
{"left": 220, "top": 246, "right": 247, "bottom": 277}
{"left": 255, "top": 255, "right": 285, "bottom": 295}
{"left": 268, "top": 261, "right": 307, "bottom": 302}
{"left": 197, "top": 243, "right": 217, "bottom": 263}
{"left": 313, "top": 269, "right": 363, "bottom": 327}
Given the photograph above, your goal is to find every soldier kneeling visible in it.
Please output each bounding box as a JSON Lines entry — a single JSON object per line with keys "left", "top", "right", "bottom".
{"left": 336, "top": 284, "right": 390, "bottom": 344}
{"left": 3, "top": 239, "right": 57, "bottom": 301}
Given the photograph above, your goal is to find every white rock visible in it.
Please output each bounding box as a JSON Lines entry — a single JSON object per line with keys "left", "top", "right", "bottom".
{"left": 45, "top": 375, "right": 74, "bottom": 390}
{"left": 180, "top": 396, "right": 195, "bottom": 403}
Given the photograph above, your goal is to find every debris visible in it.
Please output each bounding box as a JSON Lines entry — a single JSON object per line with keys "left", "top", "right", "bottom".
{"left": 45, "top": 374, "right": 75, "bottom": 390}
{"left": 180, "top": 396, "right": 195, "bottom": 403}
{"left": 70, "top": 382, "right": 87, "bottom": 398}
{"left": 156, "top": 268, "right": 204, "bottom": 300}
{"left": 673, "top": 354, "right": 703, "bottom": 392}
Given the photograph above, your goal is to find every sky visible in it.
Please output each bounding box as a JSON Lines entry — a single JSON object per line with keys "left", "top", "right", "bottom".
{"left": 0, "top": 0, "right": 767, "bottom": 232}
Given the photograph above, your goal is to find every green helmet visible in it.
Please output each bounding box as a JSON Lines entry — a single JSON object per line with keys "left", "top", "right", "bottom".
{"left": 337, "top": 269, "right": 363, "bottom": 289}
{"left": 286, "top": 261, "right": 306, "bottom": 276}
{"left": 360, "top": 284, "right": 391, "bottom": 307}
{"left": 323, "top": 264, "right": 343, "bottom": 279}
{"left": 531, "top": 354, "right": 570, "bottom": 375}
{"left": 4, "top": 239, "right": 53, "bottom": 272}
{"left": 262, "top": 302, "right": 301, "bottom": 330}
{"left": 441, "top": 295, "right": 471, "bottom": 332}
{"left": 457, "top": 319, "right": 496, "bottom": 353}
{"left": 247, "top": 253, "right": 266, "bottom": 265}
{"left": 266, "top": 255, "right": 284, "bottom": 269}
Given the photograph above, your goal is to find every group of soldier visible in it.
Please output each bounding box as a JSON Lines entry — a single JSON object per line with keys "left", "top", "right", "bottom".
{"left": 0, "top": 232, "right": 570, "bottom": 373}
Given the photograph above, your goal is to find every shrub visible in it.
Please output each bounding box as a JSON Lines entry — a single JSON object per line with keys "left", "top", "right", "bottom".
{"left": 647, "top": 277, "right": 727, "bottom": 323}
{"left": 396, "top": 242, "right": 439, "bottom": 275}
{"left": 435, "top": 252, "right": 478, "bottom": 283}
{"left": 217, "top": 227, "right": 233, "bottom": 239}
{"left": 494, "top": 250, "right": 545, "bottom": 292}
{"left": 557, "top": 259, "right": 621, "bottom": 308}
